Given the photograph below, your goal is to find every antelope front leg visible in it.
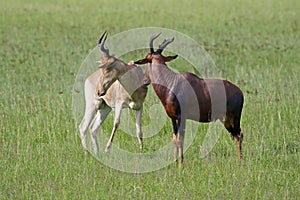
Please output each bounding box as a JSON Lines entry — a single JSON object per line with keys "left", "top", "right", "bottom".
{"left": 178, "top": 120, "right": 186, "bottom": 167}
{"left": 106, "top": 103, "right": 123, "bottom": 152}
{"left": 178, "top": 133, "right": 185, "bottom": 167}
{"left": 173, "top": 133, "right": 178, "bottom": 162}
{"left": 172, "top": 119, "right": 179, "bottom": 162}
{"left": 135, "top": 107, "right": 143, "bottom": 150}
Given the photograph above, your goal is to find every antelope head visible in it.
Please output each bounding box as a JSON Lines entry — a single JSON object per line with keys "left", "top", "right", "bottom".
{"left": 134, "top": 33, "right": 178, "bottom": 85}
{"left": 97, "top": 31, "right": 129, "bottom": 96}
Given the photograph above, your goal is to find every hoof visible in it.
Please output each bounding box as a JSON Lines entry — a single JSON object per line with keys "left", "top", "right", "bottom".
{"left": 93, "top": 150, "right": 99, "bottom": 155}
{"left": 105, "top": 146, "right": 111, "bottom": 153}
{"left": 84, "top": 149, "right": 88, "bottom": 155}
{"left": 178, "top": 162, "right": 184, "bottom": 168}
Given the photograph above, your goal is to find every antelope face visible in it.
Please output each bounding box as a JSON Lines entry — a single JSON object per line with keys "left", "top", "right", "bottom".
{"left": 97, "top": 72, "right": 117, "bottom": 96}
{"left": 97, "top": 59, "right": 119, "bottom": 96}
{"left": 134, "top": 52, "right": 178, "bottom": 66}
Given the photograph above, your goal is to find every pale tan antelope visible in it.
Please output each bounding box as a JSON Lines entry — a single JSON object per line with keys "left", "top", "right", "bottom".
{"left": 79, "top": 32, "right": 148, "bottom": 154}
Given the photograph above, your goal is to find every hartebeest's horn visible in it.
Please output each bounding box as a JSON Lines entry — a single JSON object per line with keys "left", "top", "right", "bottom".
{"left": 149, "top": 33, "right": 161, "bottom": 53}
{"left": 157, "top": 37, "right": 174, "bottom": 54}
{"left": 98, "top": 31, "right": 110, "bottom": 58}
{"left": 98, "top": 31, "right": 107, "bottom": 44}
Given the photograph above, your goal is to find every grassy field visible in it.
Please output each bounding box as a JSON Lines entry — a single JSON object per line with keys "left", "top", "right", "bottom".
{"left": 0, "top": 0, "right": 299, "bottom": 199}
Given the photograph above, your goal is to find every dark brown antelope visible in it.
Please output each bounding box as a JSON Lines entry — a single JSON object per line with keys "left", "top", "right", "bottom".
{"left": 134, "top": 33, "right": 244, "bottom": 166}
{"left": 79, "top": 32, "right": 148, "bottom": 154}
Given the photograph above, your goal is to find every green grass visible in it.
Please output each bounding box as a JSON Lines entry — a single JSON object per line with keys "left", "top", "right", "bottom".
{"left": 1, "top": 0, "right": 299, "bottom": 199}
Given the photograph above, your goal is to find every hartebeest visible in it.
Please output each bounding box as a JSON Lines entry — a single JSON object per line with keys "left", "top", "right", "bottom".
{"left": 134, "top": 33, "right": 244, "bottom": 166}
{"left": 79, "top": 32, "right": 148, "bottom": 154}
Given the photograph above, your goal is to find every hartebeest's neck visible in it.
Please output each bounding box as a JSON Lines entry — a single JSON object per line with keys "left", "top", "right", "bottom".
{"left": 147, "top": 62, "right": 179, "bottom": 90}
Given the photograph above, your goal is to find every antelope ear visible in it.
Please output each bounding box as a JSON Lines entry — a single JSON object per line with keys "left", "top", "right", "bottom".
{"left": 134, "top": 58, "right": 149, "bottom": 65}
{"left": 98, "top": 57, "right": 115, "bottom": 69}
{"left": 98, "top": 63, "right": 114, "bottom": 69}
{"left": 164, "top": 55, "right": 178, "bottom": 62}
{"left": 97, "top": 60, "right": 105, "bottom": 68}
{"left": 98, "top": 64, "right": 106, "bottom": 69}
